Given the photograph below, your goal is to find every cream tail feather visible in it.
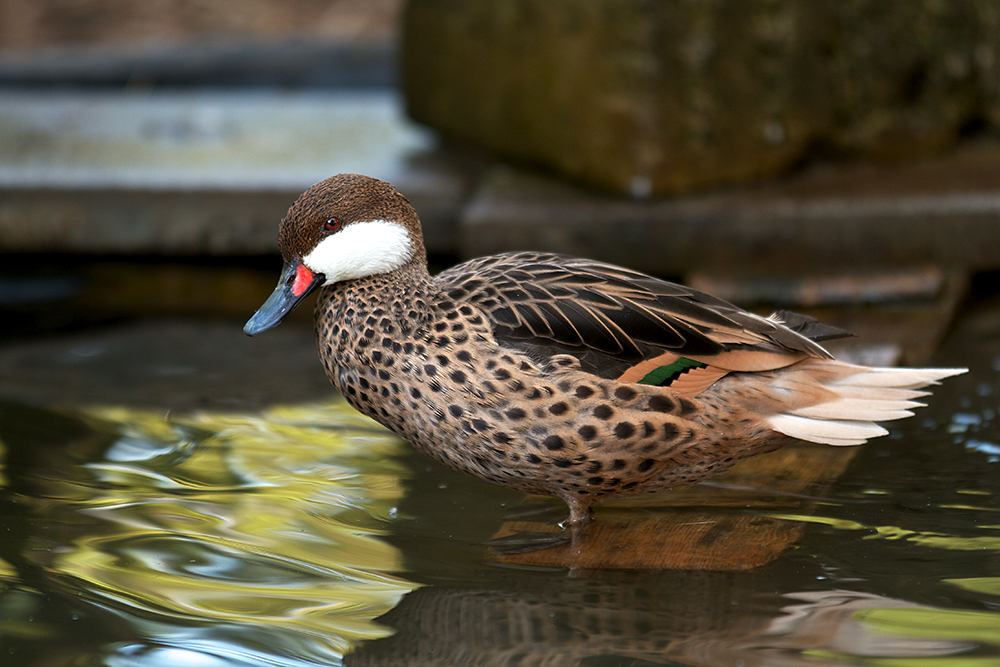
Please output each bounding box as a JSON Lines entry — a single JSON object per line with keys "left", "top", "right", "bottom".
{"left": 765, "top": 362, "right": 966, "bottom": 446}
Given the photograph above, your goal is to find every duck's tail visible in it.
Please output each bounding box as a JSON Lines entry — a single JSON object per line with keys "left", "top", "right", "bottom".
{"left": 764, "top": 361, "right": 966, "bottom": 446}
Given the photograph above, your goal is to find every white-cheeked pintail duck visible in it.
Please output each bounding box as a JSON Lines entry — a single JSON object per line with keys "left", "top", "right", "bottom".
{"left": 245, "top": 174, "right": 966, "bottom": 526}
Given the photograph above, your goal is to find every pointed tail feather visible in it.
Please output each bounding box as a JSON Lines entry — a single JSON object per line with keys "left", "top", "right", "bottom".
{"left": 766, "top": 363, "right": 966, "bottom": 446}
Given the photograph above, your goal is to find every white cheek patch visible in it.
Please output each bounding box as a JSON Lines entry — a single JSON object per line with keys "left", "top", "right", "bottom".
{"left": 302, "top": 220, "right": 413, "bottom": 285}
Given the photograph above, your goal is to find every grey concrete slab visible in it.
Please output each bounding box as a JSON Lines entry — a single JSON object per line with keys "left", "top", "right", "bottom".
{"left": 460, "top": 159, "right": 1000, "bottom": 275}
{"left": 0, "top": 90, "right": 467, "bottom": 254}
{"left": 0, "top": 38, "right": 396, "bottom": 89}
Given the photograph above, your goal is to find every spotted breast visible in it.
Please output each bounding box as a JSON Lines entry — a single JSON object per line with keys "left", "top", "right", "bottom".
{"left": 245, "top": 173, "right": 966, "bottom": 526}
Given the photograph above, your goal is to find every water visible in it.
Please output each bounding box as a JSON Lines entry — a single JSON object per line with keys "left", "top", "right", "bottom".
{"left": 0, "top": 311, "right": 998, "bottom": 666}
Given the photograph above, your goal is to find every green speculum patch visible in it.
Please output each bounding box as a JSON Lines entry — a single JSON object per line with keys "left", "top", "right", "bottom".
{"left": 637, "top": 357, "right": 708, "bottom": 387}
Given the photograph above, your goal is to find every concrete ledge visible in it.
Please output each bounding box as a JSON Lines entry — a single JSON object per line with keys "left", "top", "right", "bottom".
{"left": 461, "top": 146, "right": 1000, "bottom": 274}
{"left": 0, "top": 89, "right": 467, "bottom": 255}
{"left": 0, "top": 37, "right": 397, "bottom": 89}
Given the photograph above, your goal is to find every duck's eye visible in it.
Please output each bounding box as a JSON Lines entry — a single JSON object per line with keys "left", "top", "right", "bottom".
{"left": 324, "top": 217, "right": 342, "bottom": 232}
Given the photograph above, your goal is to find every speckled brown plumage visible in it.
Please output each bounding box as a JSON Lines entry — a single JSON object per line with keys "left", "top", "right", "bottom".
{"left": 246, "top": 174, "right": 966, "bottom": 526}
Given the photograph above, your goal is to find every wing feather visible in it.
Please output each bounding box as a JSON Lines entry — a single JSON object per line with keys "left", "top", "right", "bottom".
{"left": 434, "top": 252, "right": 842, "bottom": 378}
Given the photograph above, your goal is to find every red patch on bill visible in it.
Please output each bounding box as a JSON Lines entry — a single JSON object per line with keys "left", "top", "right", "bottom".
{"left": 292, "top": 264, "right": 316, "bottom": 296}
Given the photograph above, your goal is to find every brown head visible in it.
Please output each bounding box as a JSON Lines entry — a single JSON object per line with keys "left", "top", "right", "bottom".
{"left": 244, "top": 174, "right": 426, "bottom": 335}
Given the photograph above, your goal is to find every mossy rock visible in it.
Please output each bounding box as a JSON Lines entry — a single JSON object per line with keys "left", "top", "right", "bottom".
{"left": 402, "top": 0, "right": 999, "bottom": 195}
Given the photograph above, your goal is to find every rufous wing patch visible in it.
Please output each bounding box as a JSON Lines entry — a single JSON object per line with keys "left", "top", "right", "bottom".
{"left": 617, "top": 354, "right": 730, "bottom": 397}
{"left": 656, "top": 365, "right": 729, "bottom": 396}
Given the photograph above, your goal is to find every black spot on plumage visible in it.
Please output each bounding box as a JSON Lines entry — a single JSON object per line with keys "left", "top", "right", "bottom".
{"left": 493, "top": 432, "right": 511, "bottom": 445}
{"left": 614, "top": 422, "right": 635, "bottom": 439}
{"left": 434, "top": 322, "right": 448, "bottom": 332}
{"left": 554, "top": 458, "right": 573, "bottom": 468}
{"left": 576, "top": 385, "right": 595, "bottom": 399}
{"left": 578, "top": 425, "right": 597, "bottom": 440}
{"left": 637, "top": 459, "right": 656, "bottom": 473}
{"left": 527, "top": 453, "right": 541, "bottom": 464}
{"left": 505, "top": 407, "right": 527, "bottom": 420}
{"left": 612, "top": 459, "right": 626, "bottom": 470}
{"left": 451, "top": 370, "right": 467, "bottom": 384}
{"left": 448, "top": 405, "right": 463, "bottom": 418}
{"left": 648, "top": 395, "right": 675, "bottom": 413}
{"left": 472, "top": 419, "right": 489, "bottom": 431}
{"left": 614, "top": 386, "right": 638, "bottom": 401}
{"left": 429, "top": 380, "right": 442, "bottom": 392}
{"left": 543, "top": 435, "right": 565, "bottom": 451}
{"left": 364, "top": 328, "right": 375, "bottom": 339}
{"left": 494, "top": 368, "right": 511, "bottom": 381}
{"left": 370, "top": 350, "right": 382, "bottom": 363}
{"left": 378, "top": 369, "right": 390, "bottom": 381}
{"left": 410, "top": 387, "right": 421, "bottom": 399}
{"left": 661, "top": 421, "right": 679, "bottom": 440}
{"left": 586, "top": 460, "right": 602, "bottom": 473}
{"left": 456, "top": 350, "right": 472, "bottom": 363}
{"left": 424, "top": 364, "right": 437, "bottom": 376}
{"left": 677, "top": 397, "right": 698, "bottom": 416}
{"left": 593, "top": 405, "right": 614, "bottom": 420}
{"left": 549, "top": 402, "right": 569, "bottom": 416}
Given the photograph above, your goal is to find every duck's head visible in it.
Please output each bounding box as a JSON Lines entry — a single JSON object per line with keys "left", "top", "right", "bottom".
{"left": 244, "top": 173, "right": 424, "bottom": 336}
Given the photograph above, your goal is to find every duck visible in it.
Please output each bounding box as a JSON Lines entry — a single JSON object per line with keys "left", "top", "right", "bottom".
{"left": 245, "top": 173, "right": 966, "bottom": 527}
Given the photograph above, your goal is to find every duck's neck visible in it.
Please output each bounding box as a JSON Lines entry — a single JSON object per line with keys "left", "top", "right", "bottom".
{"left": 314, "top": 257, "right": 435, "bottom": 337}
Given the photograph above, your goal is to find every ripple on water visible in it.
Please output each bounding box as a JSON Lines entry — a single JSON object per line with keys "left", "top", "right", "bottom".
{"left": 3, "top": 399, "right": 417, "bottom": 664}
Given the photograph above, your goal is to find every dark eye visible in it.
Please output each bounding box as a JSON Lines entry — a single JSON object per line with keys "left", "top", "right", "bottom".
{"left": 324, "top": 217, "right": 342, "bottom": 232}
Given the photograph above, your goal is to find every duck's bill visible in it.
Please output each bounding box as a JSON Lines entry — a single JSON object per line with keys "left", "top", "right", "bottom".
{"left": 244, "top": 259, "right": 323, "bottom": 336}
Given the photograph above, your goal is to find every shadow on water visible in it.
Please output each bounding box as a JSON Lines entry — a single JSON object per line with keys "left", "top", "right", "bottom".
{"left": 0, "top": 300, "right": 998, "bottom": 666}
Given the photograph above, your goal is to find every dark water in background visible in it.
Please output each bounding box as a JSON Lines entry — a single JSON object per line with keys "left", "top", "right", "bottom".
{"left": 0, "top": 304, "right": 997, "bottom": 667}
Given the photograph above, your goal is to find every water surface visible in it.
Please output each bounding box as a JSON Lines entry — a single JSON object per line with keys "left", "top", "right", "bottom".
{"left": 0, "top": 311, "right": 997, "bottom": 666}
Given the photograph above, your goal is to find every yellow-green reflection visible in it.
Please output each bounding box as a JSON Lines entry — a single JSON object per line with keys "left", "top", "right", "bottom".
{"left": 767, "top": 513, "right": 1000, "bottom": 552}
{"left": 944, "top": 577, "right": 1000, "bottom": 597}
{"left": 858, "top": 608, "right": 1000, "bottom": 647}
{"left": 23, "top": 400, "right": 418, "bottom": 661}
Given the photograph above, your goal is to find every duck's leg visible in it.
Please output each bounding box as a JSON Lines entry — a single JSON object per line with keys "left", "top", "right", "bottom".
{"left": 559, "top": 497, "right": 593, "bottom": 529}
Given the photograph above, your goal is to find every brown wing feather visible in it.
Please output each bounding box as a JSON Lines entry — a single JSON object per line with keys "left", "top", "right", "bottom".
{"left": 434, "top": 251, "right": 838, "bottom": 377}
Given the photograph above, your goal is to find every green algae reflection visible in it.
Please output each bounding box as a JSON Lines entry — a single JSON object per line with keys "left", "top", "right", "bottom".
{"left": 15, "top": 399, "right": 418, "bottom": 662}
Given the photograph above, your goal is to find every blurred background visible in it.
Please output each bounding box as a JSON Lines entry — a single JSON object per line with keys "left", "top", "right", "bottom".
{"left": 1, "top": 3, "right": 999, "bottom": 666}
{"left": 1, "top": 0, "right": 998, "bottom": 361}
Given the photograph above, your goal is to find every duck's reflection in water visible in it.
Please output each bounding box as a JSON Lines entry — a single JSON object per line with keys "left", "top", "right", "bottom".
{"left": 345, "top": 575, "right": 969, "bottom": 667}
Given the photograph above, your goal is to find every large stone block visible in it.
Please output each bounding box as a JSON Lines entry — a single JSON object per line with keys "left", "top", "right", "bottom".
{"left": 402, "top": 0, "right": 1000, "bottom": 196}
